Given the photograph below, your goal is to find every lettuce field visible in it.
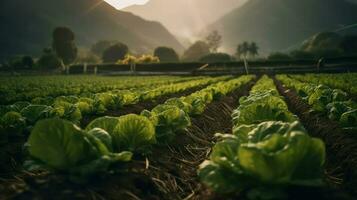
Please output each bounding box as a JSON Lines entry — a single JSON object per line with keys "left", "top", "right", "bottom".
{"left": 0, "top": 74, "right": 356, "bottom": 200}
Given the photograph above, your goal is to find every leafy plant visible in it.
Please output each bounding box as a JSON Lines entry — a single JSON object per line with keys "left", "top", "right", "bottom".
{"left": 199, "top": 122, "right": 325, "bottom": 196}
{"left": 1, "top": 111, "right": 26, "bottom": 136}
{"left": 199, "top": 76, "right": 326, "bottom": 199}
{"left": 112, "top": 114, "right": 156, "bottom": 153}
{"left": 85, "top": 116, "right": 120, "bottom": 134}
{"left": 277, "top": 75, "right": 357, "bottom": 131}
{"left": 25, "top": 118, "right": 132, "bottom": 177}
{"left": 21, "top": 105, "right": 53, "bottom": 124}
{"left": 233, "top": 91, "right": 297, "bottom": 125}
{"left": 144, "top": 105, "right": 191, "bottom": 143}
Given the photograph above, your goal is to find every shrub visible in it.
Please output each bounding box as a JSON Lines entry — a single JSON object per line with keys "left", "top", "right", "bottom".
{"left": 199, "top": 53, "right": 232, "bottom": 63}
{"left": 154, "top": 47, "right": 179, "bottom": 62}
{"left": 137, "top": 54, "right": 160, "bottom": 64}
{"left": 37, "top": 49, "right": 64, "bottom": 70}
{"left": 118, "top": 54, "right": 138, "bottom": 64}
{"left": 102, "top": 43, "right": 129, "bottom": 63}
{"left": 22, "top": 56, "right": 35, "bottom": 69}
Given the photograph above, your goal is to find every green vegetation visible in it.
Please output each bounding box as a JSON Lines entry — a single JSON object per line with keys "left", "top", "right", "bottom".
{"left": 199, "top": 76, "right": 325, "bottom": 198}
{"left": 7, "top": 75, "right": 254, "bottom": 178}
{"left": 52, "top": 27, "right": 78, "bottom": 66}
{"left": 154, "top": 47, "right": 179, "bottom": 63}
{"left": 277, "top": 74, "right": 357, "bottom": 133}
{"left": 236, "top": 42, "right": 259, "bottom": 60}
{"left": 1, "top": 74, "right": 357, "bottom": 199}
{"left": 25, "top": 118, "right": 132, "bottom": 177}
{"left": 200, "top": 53, "right": 233, "bottom": 63}
{"left": 102, "top": 43, "right": 129, "bottom": 63}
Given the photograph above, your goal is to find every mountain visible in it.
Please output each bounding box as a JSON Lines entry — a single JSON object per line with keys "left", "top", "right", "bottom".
{"left": 0, "top": 0, "right": 184, "bottom": 60}
{"left": 206, "top": 0, "right": 357, "bottom": 54}
{"left": 124, "top": 0, "right": 248, "bottom": 39}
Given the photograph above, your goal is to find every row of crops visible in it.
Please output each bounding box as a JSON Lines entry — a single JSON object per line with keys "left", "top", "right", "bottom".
{"left": 0, "top": 75, "right": 206, "bottom": 104}
{"left": 278, "top": 75, "right": 356, "bottom": 133}
{"left": 22, "top": 76, "right": 254, "bottom": 177}
{"left": 199, "top": 76, "right": 326, "bottom": 198}
{"left": 0, "top": 76, "right": 230, "bottom": 142}
{"left": 0, "top": 73, "right": 356, "bottom": 199}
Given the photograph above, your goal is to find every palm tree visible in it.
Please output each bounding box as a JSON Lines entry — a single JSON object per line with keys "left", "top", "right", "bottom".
{"left": 242, "top": 41, "right": 250, "bottom": 59}
{"left": 236, "top": 42, "right": 249, "bottom": 59}
{"left": 248, "top": 42, "right": 259, "bottom": 58}
{"left": 236, "top": 44, "right": 243, "bottom": 59}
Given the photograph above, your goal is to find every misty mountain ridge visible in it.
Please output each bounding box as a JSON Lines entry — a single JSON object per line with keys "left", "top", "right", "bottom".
{"left": 206, "top": 0, "right": 357, "bottom": 54}
{"left": 0, "top": 0, "right": 184, "bottom": 59}
{"left": 124, "top": 0, "right": 248, "bottom": 39}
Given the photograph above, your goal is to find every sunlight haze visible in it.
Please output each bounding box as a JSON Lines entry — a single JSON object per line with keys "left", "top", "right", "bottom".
{"left": 104, "top": 0, "right": 149, "bottom": 9}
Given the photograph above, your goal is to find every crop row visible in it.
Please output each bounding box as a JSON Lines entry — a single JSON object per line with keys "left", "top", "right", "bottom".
{"left": 290, "top": 73, "right": 357, "bottom": 97}
{"left": 0, "top": 75, "right": 205, "bottom": 104}
{"left": 277, "top": 75, "right": 356, "bottom": 134}
{"left": 0, "top": 76, "right": 230, "bottom": 144}
{"left": 198, "top": 76, "right": 326, "bottom": 198}
{"left": 14, "top": 76, "right": 255, "bottom": 178}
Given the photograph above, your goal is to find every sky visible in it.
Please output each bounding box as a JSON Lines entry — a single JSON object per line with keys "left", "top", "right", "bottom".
{"left": 104, "top": 0, "right": 149, "bottom": 9}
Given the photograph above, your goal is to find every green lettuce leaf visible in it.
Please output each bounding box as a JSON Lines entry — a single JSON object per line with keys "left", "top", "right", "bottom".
{"left": 112, "top": 114, "right": 156, "bottom": 153}
{"left": 340, "top": 109, "right": 357, "bottom": 128}
{"left": 1, "top": 111, "right": 26, "bottom": 136}
{"left": 87, "top": 128, "right": 113, "bottom": 152}
{"left": 26, "top": 118, "right": 132, "bottom": 176}
{"left": 85, "top": 116, "right": 120, "bottom": 134}
{"left": 21, "top": 105, "right": 53, "bottom": 124}
{"left": 150, "top": 105, "right": 191, "bottom": 143}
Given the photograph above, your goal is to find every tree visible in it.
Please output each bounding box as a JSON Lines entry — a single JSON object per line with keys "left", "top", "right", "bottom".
{"left": 236, "top": 42, "right": 250, "bottom": 59}
{"left": 154, "top": 47, "right": 179, "bottom": 62}
{"left": 248, "top": 42, "right": 259, "bottom": 58}
{"left": 182, "top": 41, "right": 210, "bottom": 62}
{"left": 241, "top": 42, "right": 250, "bottom": 58}
{"left": 37, "top": 48, "right": 64, "bottom": 70}
{"left": 91, "top": 40, "right": 115, "bottom": 57}
{"left": 236, "top": 44, "right": 244, "bottom": 59}
{"left": 52, "top": 27, "right": 78, "bottom": 65}
{"left": 236, "top": 41, "right": 259, "bottom": 59}
{"left": 205, "top": 30, "right": 222, "bottom": 52}
{"left": 8, "top": 55, "right": 34, "bottom": 69}
{"left": 102, "top": 43, "right": 129, "bottom": 63}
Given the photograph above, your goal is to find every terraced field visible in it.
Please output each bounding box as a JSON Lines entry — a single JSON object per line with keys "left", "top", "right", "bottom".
{"left": 0, "top": 74, "right": 356, "bottom": 200}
